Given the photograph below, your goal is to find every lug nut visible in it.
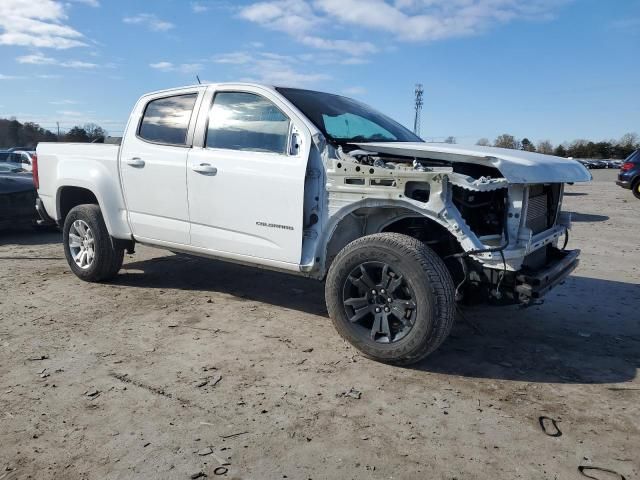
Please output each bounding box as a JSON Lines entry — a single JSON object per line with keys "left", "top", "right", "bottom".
{"left": 375, "top": 307, "right": 381, "bottom": 313}
{"left": 388, "top": 298, "right": 393, "bottom": 303}
{"left": 371, "top": 289, "right": 377, "bottom": 294}
{"left": 380, "top": 289, "right": 386, "bottom": 294}
{"left": 384, "top": 307, "right": 390, "bottom": 313}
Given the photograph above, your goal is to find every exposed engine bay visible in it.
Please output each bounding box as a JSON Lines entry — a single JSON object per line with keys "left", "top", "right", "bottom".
{"left": 312, "top": 144, "right": 575, "bottom": 306}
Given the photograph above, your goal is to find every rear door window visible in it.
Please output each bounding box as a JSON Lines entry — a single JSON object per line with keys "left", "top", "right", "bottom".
{"left": 138, "top": 93, "right": 198, "bottom": 146}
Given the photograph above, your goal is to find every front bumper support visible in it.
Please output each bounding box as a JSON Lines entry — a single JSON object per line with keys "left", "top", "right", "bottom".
{"left": 515, "top": 249, "right": 580, "bottom": 302}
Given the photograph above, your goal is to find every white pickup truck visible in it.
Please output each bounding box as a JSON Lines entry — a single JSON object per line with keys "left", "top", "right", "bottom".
{"left": 36, "top": 83, "right": 591, "bottom": 364}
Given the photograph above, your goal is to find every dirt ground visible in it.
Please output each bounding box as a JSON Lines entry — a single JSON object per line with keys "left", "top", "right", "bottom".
{"left": 1, "top": 169, "right": 638, "bottom": 480}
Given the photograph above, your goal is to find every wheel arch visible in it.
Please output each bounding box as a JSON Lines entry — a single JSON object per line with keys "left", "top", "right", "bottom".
{"left": 55, "top": 178, "right": 131, "bottom": 239}
{"left": 57, "top": 186, "right": 99, "bottom": 223}
{"left": 314, "top": 199, "right": 463, "bottom": 279}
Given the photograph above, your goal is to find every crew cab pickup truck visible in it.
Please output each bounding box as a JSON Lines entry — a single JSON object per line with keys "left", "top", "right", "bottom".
{"left": 35, "top": 83, "right": 591, "bottom": 364}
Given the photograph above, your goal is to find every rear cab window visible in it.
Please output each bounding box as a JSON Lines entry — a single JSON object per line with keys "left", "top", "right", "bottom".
{"left": 138, "top": 93, "right": 198, "bottom": 146}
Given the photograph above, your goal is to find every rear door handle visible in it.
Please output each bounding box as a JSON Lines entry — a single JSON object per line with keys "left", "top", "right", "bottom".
{"left": 192, "top": 163, "right": 218, "bottom": 175}
{"left": 126, "top": 157, "right": 145, "bottom": 168}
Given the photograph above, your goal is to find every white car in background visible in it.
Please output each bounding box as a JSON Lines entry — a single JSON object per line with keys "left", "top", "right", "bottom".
{"left": 6, "top": 150, "right": 36, "bottom": 172}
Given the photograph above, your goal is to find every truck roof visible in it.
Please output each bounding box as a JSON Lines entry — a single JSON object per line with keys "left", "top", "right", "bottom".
{"left": 141, "top": 82, "right": 278, "bottom": 97}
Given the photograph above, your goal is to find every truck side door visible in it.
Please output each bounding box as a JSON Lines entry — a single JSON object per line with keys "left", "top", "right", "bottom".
{"left": 186, "top": 86, "right": 310, "bottom": 264}
{"left": 120, "top": 88, "right": 203, "bottom": 244}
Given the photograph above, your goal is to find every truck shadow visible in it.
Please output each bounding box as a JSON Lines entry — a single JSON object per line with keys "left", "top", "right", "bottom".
{"left": 118, "top": 254, "right": 638, "bottom": 384}
{"left": 415, "top": 276, "right": 640, "bottom": 384}
{"left": 568, "top": 212, "right": 610, "bottom": 222}
{"left": 117, "top": 253, "right": 327, "bottom": 316}
{"left": 0, "top": 228, "right": 61, "bottom": 246}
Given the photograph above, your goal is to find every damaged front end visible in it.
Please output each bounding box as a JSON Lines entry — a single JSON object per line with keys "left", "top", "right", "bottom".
{"left": 323, "top": 144, "right": 588, "bottom": 306}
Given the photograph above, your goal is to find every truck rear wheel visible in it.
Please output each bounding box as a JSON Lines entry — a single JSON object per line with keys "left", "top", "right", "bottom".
{"left": 325, "top": 233, "right": 455, "bottom": 365}
{"left": 62, "top": 204, "right": 124, "bottom": 282}
{"left": 633, "top": 179, "right": 640, "bottom": 200}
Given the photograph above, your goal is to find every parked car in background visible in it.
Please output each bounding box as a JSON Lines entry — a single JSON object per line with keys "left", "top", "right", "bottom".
{"left": 607, "top": 159, "right": 623, "bottom": 169}
{"left": 0, "top": 162, "right": 28, "bottom": 174}
{"left": 577, "top": 159, "right": 596, "bottom": 169}
{"left": 4, "top": 150, "right": 36, "bottom": 172}
{"left": 0, "top": 165, "right": 38, "bottom": 229}
{"left": 616, "top": 149, "right": 640, "bottom": 199}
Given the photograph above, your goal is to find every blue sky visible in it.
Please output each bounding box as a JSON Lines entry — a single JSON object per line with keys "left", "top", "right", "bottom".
{"left": 0, "top": 0, "right": 638, "bottom": 145}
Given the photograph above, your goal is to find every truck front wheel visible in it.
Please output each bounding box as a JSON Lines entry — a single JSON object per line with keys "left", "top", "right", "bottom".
{"left": 325, "top": 233, "right": 455, "bottom": 365}
{"left": 62, "top": 204, "right": 124, "bottom": 282}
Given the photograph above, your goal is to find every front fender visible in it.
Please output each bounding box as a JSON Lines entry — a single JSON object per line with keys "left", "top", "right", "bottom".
{"left": 310, "top": 198, "right": 468, "bottom": 278}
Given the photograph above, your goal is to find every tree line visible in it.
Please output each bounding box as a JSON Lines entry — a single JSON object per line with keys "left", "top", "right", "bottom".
{"left": 0, "top": 118, "right": 108, "bottom": 149}
{"left": 471, "top": 133, "right": 639, "bottom": 159}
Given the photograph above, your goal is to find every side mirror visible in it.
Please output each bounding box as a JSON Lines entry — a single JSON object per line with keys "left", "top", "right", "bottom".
{"left": 290, "top": 132, "right": 301, "bottom": 156}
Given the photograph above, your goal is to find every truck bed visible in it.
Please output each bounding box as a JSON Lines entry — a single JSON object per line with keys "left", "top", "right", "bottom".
{"left": 36, "top": 143, "right": 126, "bottom": 235}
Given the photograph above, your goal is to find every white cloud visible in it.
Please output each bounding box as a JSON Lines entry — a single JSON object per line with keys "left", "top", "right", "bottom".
{"left": 17, "top": 53, "right": 98, "bottom": 68}
{"left": 49, "top": 99, "right": 80, "bottom": 105}
{"left": 57, "top": 109, "right": 84, "bottom": 117}
{"left": 238, "top": 0, "right": 569, "bottom": 52}
{"left": 150, "top": 61, "right": 203, "bottom": 74}
{"left": 299, "top": 35, "right": 376, "bottom": 56}
{"left": 123, "top": 13, "right": 174, "bottom": 32}
{"left": 213, "top": 51, "right": 330, "bottom": 86}
{"left": 212, "top": 52, "right": 253, "bottom": 64}
{"left": 69, "top": 0, "right": 100, "bottom": 6}
{"left": 191, "top": 2, "right": 209, "bottom": 13}
{"left": 238, "top": 0, "right": 377, "bottom": 56}
{"left": 0, "top": 0, "right": 87, "bottom": 49}
{"left": 149, "top": 61, "right": 174, "bottom": 71}
{"left": 0, "top": 73, "right": 23, "bottom": 80}
{"left": 315, "top": 0, "right": 569, "bottom": 41}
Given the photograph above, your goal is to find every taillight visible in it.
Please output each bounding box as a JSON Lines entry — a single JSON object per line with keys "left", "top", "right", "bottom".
{"left": 32, "top": 153, "right": 39, "bottom": 190}
{"left": 620, "top": 162, "right": 634, "bottom": 172}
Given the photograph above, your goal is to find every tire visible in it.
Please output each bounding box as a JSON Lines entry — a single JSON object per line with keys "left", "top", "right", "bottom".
{"left": 62, "top": 204, "right": 124, "bottom": 282}
{"left": 633, "top": 179, "right": 640, "bottom": 200}
{"left": 325, "top": 233, "right": 455, "bottom": 365}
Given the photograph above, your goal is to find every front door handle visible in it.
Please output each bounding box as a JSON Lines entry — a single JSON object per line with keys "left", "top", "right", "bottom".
{"left": 192, "top": 163, "right": 218, "bottom": 175}
{"left": 126, "top": 157, "right": 145, "bottom": 168}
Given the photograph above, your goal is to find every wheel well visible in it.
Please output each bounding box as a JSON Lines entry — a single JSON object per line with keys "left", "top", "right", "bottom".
{"left": 382, "top": 217, "right": 463, "bottom": 259}
{"left": 58, "top": 187, "right": 99, "bottom": 222}
{"left": 324, "top": 207, "right": 464, "bottom": 277}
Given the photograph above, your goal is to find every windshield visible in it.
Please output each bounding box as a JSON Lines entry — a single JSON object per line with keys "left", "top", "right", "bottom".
{"left": 276, "top": 87, "right": 422, "bottom": 145}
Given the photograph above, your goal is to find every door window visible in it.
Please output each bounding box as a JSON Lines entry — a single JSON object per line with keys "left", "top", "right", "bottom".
{"left": 138, "top": 93, "right": 198, "bottom": 146}
{"left": 206, "top": 92, "right": 290, "bottom": 154}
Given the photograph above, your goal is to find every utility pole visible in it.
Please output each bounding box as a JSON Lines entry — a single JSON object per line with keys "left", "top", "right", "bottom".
{"left": 413, "top": 84, "right": 424, "bottom": 137}
{"left": 56, "top": 121, "right": 60, "bottom": 140}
